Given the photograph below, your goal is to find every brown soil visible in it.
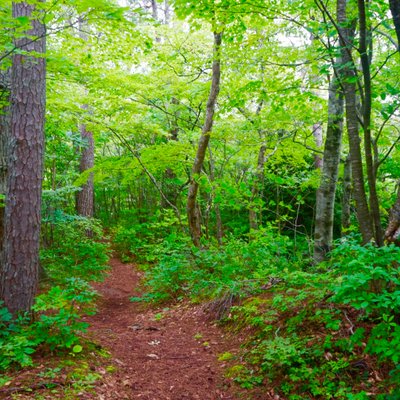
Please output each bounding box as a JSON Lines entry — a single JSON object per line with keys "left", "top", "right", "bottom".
{"left": 83, "top": 257, "right": 238, "bottom": 400}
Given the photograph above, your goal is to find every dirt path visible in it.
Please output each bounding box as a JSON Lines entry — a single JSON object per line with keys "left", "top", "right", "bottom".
{"left": 85, "top": 257, "right": 237, "bottom": 400}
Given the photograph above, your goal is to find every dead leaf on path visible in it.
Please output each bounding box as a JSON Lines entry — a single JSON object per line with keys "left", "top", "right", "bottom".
{"left": 148, "top": 340, "right": 160, "bottom": 346}
{"left": 146, "top": 353, "right": 159, "bottom": 359}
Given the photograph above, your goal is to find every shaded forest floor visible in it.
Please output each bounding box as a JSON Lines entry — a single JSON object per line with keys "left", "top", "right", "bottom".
{"left": 1, "top": 257, "right": 259, "bottom": 400}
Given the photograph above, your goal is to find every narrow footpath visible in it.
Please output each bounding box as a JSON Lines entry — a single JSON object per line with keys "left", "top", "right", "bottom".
{"left": 86, "top": 257, "right": 237, "bottom": 400}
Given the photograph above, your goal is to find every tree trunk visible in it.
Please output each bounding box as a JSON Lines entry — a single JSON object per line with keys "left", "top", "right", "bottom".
{"left": 358, "top": 0, "right": 383, "bottom": 246}
{"left": 337, "top": 0, "right": 374, "bottom": 244}
{"left": 312, "top": 123, "right": 324, "bottom": 170}
{"left": 341, "top": 154, "right": 352, "bottom": 234}
{"left": 389, "top": 0, "right": 400, "bottom": 47}
{"left": 384, "top": 0, "right": 400, "bottom": 242}
{"left": 313, "top": 76, "right": 344, "bottom": 263}
{"left": 0, "top": 1, "right": 46, "bottom": 315}
{"left": 249, "top": 144, "right": 266, "bottom": 231}
{"left": 76, "top": 122, "right": 94, "bottom": 218}
{"left": 187, "top": 32, "right": 222, "bottom": 247}
{"left": 208, "top": 145, "right": 223, "bottom": 245}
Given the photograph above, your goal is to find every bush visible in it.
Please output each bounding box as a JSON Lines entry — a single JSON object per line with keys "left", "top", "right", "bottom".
{"left": 0, "top": 278, "right": 96, "bottom": 370}
{"left": 40, "top": 218, "right": 109, "bottom": 283}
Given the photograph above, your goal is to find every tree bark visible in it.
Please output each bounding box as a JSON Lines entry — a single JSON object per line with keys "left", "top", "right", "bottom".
{"left": 337, "top": 0, "right": 374, "bottom": 244}
{"left": 76, "top": 121, "right": 94, "bottom": 218}
{"left": 0, "top": 1, "right": 46, "bottom": 315}
{"left": 314, "top": 76, "right": 344, "bottom": 263}
{"left": 384, "top": 0, "right": 400, "bottom": 242}
{"left": 208, "top": 144, "right": 223, "bottom": 245}
{"left": 358, "top": 0, "right": 383, "bottom": 246}
{"left": 341, "top": 154, "right": 352, "bottom": 234}
{"left": 249, "top": 144, "right": 266, "bottom": 231}
{"left": 187, "top": 32, "right": 222, "bottom": 247}
{"left": 389, "top": 0, "right": 400, "bottom": 47}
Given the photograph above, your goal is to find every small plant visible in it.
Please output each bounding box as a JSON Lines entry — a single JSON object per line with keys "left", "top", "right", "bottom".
{"left": 0, "top": 278, "right": 97, "bottom": 370}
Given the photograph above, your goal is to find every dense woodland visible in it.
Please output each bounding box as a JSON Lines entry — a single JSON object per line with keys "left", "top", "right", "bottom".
{"left": 1, "top": 0, "right": 400, "bottom": 398}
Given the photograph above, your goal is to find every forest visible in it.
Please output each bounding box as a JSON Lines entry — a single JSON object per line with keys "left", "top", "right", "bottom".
{"left": 0, "top": 0, "right": 400, "bottom": 398}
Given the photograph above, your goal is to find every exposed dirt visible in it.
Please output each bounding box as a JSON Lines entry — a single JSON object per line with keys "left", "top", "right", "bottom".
{"left": 84, "top": 257, "right": 238, "bottom": 400}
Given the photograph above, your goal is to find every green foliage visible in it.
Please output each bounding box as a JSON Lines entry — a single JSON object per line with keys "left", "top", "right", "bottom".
{"left": 131, "top": 227, "right": 303, "bottom": 304}
{"left": 40, "top": 218, "right": 109, "bottom": 283}
{"left": 0, "top": 279, "right": 96, "bottom": 370}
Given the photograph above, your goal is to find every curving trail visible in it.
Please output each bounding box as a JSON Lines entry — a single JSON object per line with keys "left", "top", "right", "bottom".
{"left": 85, "top": 258, "right": 237, "bottom": 400}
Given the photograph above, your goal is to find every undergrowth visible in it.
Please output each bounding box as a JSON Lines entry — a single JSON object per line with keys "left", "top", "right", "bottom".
{"left": 116, "top": 221, "right": 400, "bottom": 399}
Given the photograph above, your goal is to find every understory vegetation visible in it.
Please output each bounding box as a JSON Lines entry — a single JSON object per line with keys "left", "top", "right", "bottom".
{"left": 115, "top": 216, "right": 400, "bottom": 398}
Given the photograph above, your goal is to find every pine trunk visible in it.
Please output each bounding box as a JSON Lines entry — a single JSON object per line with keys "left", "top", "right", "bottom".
{"left": 1, "top": 1, "right": 46, "bottom": 315}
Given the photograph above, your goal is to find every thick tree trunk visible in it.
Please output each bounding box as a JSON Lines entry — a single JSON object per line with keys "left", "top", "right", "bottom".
{"left": 341, "top": 154, "right": 352, "bottom": 234}
{"left": 249, "top": 144, "right": 266, "bottom": 231}
{"left": 76, "top": 122, "right": 94, "bottom": 218}
{"left": 337, "top": 0, "right": 374, "bottom": 244}
{"left": 187, "top": 32, "right": 222, "bottom": 247}
{"left": 0, "top": 1, "right": 46, "bottom": 315}
{"left": 314, "top": 76, "right": 344, "bottom": 263}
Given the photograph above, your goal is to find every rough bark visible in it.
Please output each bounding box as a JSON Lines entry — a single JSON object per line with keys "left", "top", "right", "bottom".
{"left": 358, "top": 0, "right": 383, "bottom": 246}
{"left": 313, "top": 76, "right": 344, "bottom": 263}
{"left": 249, "top": 144, "right": 266, "bottom": 231}
{"left": 0, "top": 1, "right": 46, "bottom": 315}
{"left": 337, "top": 0, "right": 374, "bottom": 244}
{"left": 187, "top": 32, "right": 222, "bottom": 247}
{"left": 341, "top": 154, "right": 352, "bottom": 234}
{"left": 76, "top": 122, "right": 94, "bottom": 218}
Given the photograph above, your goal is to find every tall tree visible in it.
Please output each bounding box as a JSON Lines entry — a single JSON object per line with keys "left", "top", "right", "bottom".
{"left": 187, "top": 31, "right": 222, "bottom": 246}
{"left": 337, "top": 0, "right": 374, "bottom": 244}
{"left": 384, "top": 0, "right": 400, "bottom": 242}
{"left": 0, "top": 1, "right": 46, "bottom": 314}
{"left": 314, "top": 75, "right": 344, "bottom": 262}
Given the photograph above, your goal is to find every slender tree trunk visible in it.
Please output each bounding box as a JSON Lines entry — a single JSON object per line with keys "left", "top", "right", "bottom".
{"left": 337, "top": 0, "right": 374, "bottom": 244}
{"left": 76, "top": 20, "right": 94, "bottom": 220}
{"left": 76, "top": 121, "right": 94, "bottom": 218}
{"left": 384, "top": 0, "right": 400, "bottom": 242}
{"left": 208, "top": 145, "right": 223, "bottom": 245}
{"left": 0, "top": 1, "right": 46, "bottom": 315}
{"left": 314, "top": 76, "right": 344, "bottom": 262}
{"left": 187, "top": 32, "right": 222, "bottom": 247}
{"left": 164, "top": 0, "right": 170, "bottom": 24}
{"left": 249, "top": 144, "right": 266, "bottom": 231}
{"left": 358, "top": 0, "right": 383, "bottom": 246}
{"left": 341, "top": 154, "right": 352, "bottom": 234}
{"left": 389, "top": 0, "right": 400, "bottom": 47}
{"left": 151, "top": 0, "right": 158, "bottom": 20}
